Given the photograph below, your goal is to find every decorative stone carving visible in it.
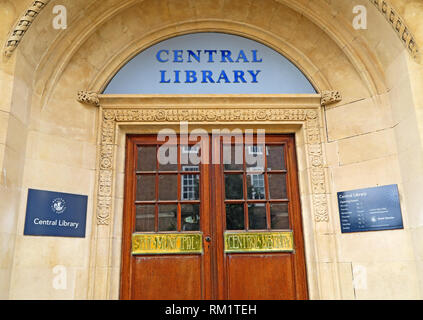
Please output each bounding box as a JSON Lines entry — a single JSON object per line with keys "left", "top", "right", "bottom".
{"left": 313, "top": 194, "right": 329, "bottom": 222}
{"left": 368, "top": 0, "right": 420, "bottom": 59}
{"left": 96, "top": 106, "right": 329, "bottom": 225}
{"left": 321, "top": 90, "right": 342, "bottom": 106}
{"left": 107, "top": 108, "right": 309, "bottom": 123}
{"left": 77, "top": 90, "right": 100, "bottom": 106}
{"left": 311, "top": 168, "right": 326, "bottom": 194}
{"left": 309, "top": 144, "right": 323, "bottom": 167}
{"left": 4, "top": 1, "right": 51, "bottom": 57}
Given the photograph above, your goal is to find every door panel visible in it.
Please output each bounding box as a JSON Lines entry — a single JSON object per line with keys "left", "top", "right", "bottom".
{"left": 132, "top": 255, "right": 202, "bottom": 300}
{"left": 227, "top": 254, "right": 295, "bottom": 300}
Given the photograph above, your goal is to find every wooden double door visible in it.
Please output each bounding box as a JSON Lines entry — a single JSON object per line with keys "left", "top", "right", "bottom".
{"left": 120, "top": 134, "right": 308, "bottom": 300}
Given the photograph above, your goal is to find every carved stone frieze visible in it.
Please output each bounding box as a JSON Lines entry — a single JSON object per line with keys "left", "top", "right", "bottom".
{"left": 96, "top": 107, "right": 329, "bottom": 225}
{"left": 4, "top": 1, "right": 51, "bottom": 57}
{"left": 105, "top": 108, "right": 310, "bottom": 123}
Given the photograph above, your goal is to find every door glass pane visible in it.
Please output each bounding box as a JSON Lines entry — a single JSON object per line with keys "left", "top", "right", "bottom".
{"left": 158, "top": 204, "right": 177, "bottom": 231}
{"left": 267, "top": 145, "right": 285, "bottom": 171}
{"left": 247, "top": 173, "right": 266, "bottom": 200}
{"left": 181, "top": 204, "right": 200, "bottom": 231}
{"left": 157, "top": 143, "right": 177, "bottom": 171}
{"left": 225, "top": 174, "right": 244, "bottom": 199}
{"left": 226, "top": 204, "right": 245, "bottom": 230}
{"left": 181, "top": 173, "right": 199, "bottom": 200}
{"left": 270, "top": 203, "right": 289, "bottom": 229}
{"left": 137, "top": 146, "right": 156, "bottom": 171}
{"left": 223, "top": 144, "right": 243, "bottom": 171}
{"left": 158, "top": 143, "right": 178, "bottom": 171}
{"left": 245, "top": 145, "right": 265, "bottom": 171}
{"left": 159, "top": 162, "right": 178, "bottom": 172}
{"left": 181, "top": 145, "right": 201, "bottom": 168}
{"left": 268, "top": 174, "right": 287, "bottom": 199}
{"left": 248, "top": 203, "right": 267, "bottom": 229}
{"left": 159, "top": 174, "right": 177, "bottom": 200}
{"left": 135, "top": 205, "right": 155, "bottom": 231}
{"left": 136, "top": 175, "right": 155, "bottom": 201}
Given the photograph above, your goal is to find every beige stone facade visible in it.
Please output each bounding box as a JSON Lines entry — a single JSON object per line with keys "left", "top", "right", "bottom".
{"left": 1, "top": 0, "right": 423, "bottom": 299}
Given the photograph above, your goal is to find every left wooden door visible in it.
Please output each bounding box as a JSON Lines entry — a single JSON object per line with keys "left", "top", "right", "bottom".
{"left": 120, "top": 135, "right": 212, "bottom": 300}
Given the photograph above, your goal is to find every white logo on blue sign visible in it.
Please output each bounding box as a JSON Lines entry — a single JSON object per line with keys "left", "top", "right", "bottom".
{"left": 51, "top": 198, "right": 66, "bottom": 214}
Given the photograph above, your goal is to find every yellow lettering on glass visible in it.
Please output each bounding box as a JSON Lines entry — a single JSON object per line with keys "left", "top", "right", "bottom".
{"left": 132, "top": 233, "right": 203, "bottom": 255}
{"left": 224, "top": 231, "right": 294, "bottom": 253}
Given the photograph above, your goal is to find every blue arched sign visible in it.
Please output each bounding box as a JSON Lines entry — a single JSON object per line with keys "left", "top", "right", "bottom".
{"left": 103, "top": 33, "right": 316, "bottom": 94}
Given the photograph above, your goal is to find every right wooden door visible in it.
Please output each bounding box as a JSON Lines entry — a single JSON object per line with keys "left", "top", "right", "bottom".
{"left": 212, "top": 134, "right": 308, "bottom": 300}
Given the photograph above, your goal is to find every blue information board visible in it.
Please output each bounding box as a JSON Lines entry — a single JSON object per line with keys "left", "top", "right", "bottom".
{"left": 337, "top": 184, "right": 403, "bottom": 233}
{"left": 24, "top": 189, "right": 88, "bottom": 238}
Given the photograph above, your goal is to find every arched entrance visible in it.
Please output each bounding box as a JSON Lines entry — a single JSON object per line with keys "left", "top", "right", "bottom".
{"left": 98, "top": 32, "right": 323, "bottom": 299}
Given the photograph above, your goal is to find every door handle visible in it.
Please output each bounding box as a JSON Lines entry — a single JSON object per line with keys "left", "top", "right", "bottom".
{"left": 204, "top": 236, "right": 211, "bottom": 242}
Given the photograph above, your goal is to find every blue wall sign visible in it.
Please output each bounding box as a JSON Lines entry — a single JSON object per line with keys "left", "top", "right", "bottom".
{"left": 24, "top": 189, "right": 88, "bottom": 238}
{"left": 337, "top": 184, "right": 403, "bottom": 233}
{"left": 104, "top": 32, "right": 316, "bottom": 94}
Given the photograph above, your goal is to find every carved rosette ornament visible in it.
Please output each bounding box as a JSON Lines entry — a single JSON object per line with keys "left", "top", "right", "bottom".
{"left": 321, "top": 90, "right": 342, "bottom": 106}
{"left": 96, "top": 107, "right": 329, "bottom": 225}
{"left": 4, "top": 1, "right": 51, "bottom": 57}
{"left": 77, "top": 90, "right": 100, "bottom": 106}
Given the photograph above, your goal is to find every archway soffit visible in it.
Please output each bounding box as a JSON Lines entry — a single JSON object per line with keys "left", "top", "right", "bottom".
{"left": 3, "top": 0, "right": 419, "bottom": 60}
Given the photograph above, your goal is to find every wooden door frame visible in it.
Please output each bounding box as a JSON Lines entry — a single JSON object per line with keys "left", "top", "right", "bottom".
{"left": 85, "top": 94, "right": 337, "bottom": 300}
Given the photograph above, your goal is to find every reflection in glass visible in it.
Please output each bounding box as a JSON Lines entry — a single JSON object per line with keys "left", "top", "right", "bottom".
{"left": 246, "top": 145, "right": 265, "bottom": 171}
{"left": 268, "top": 174, "right": 287, "bottom": 199}
{"left": 226, "top": 204, "right": 244, "bottom": 230}
{"left": 158, "top": 204, "right": 177, "bottom": 231}
{"left": 135, "top": 205, "right": 155, "bottom": 232}
{"left": 270, "top": 203, "right": 289, "bottom": 229}
{"left": 225, "top": 174, "right": 244, "bottom": 199}
{"left": 247, "top": 174, "right": 266, "bottom": 200}
{"left": 158, "top": 144, "right": 177, "bottom": 171}
{"left": 137, "top": 146, "right": 156, "bottom": 171}
{"left": 266, "top": 145, "right": 285, "bottom": 171}
{"left": 159, "top": 163, "right": 178, "bottom": 172}
{"left": 181, "top": 145, "right": 201, "bottom": 167}
{"left": 181, "top": 173, "right": 199, "bottom": 200}
{"left": 136, "top": 175, "right": 155, "bottom": 201}
{"left": 159, "top": 175, "right": 177, "bottom": 200}
{"left": 223, "top": 144, "right": 243, "bottom": 171}
{"left": 181, "top": 204, "right": 200, "bottom": 231}
{"left": 248, "top": 203, "right": 267, "bottom": 229}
